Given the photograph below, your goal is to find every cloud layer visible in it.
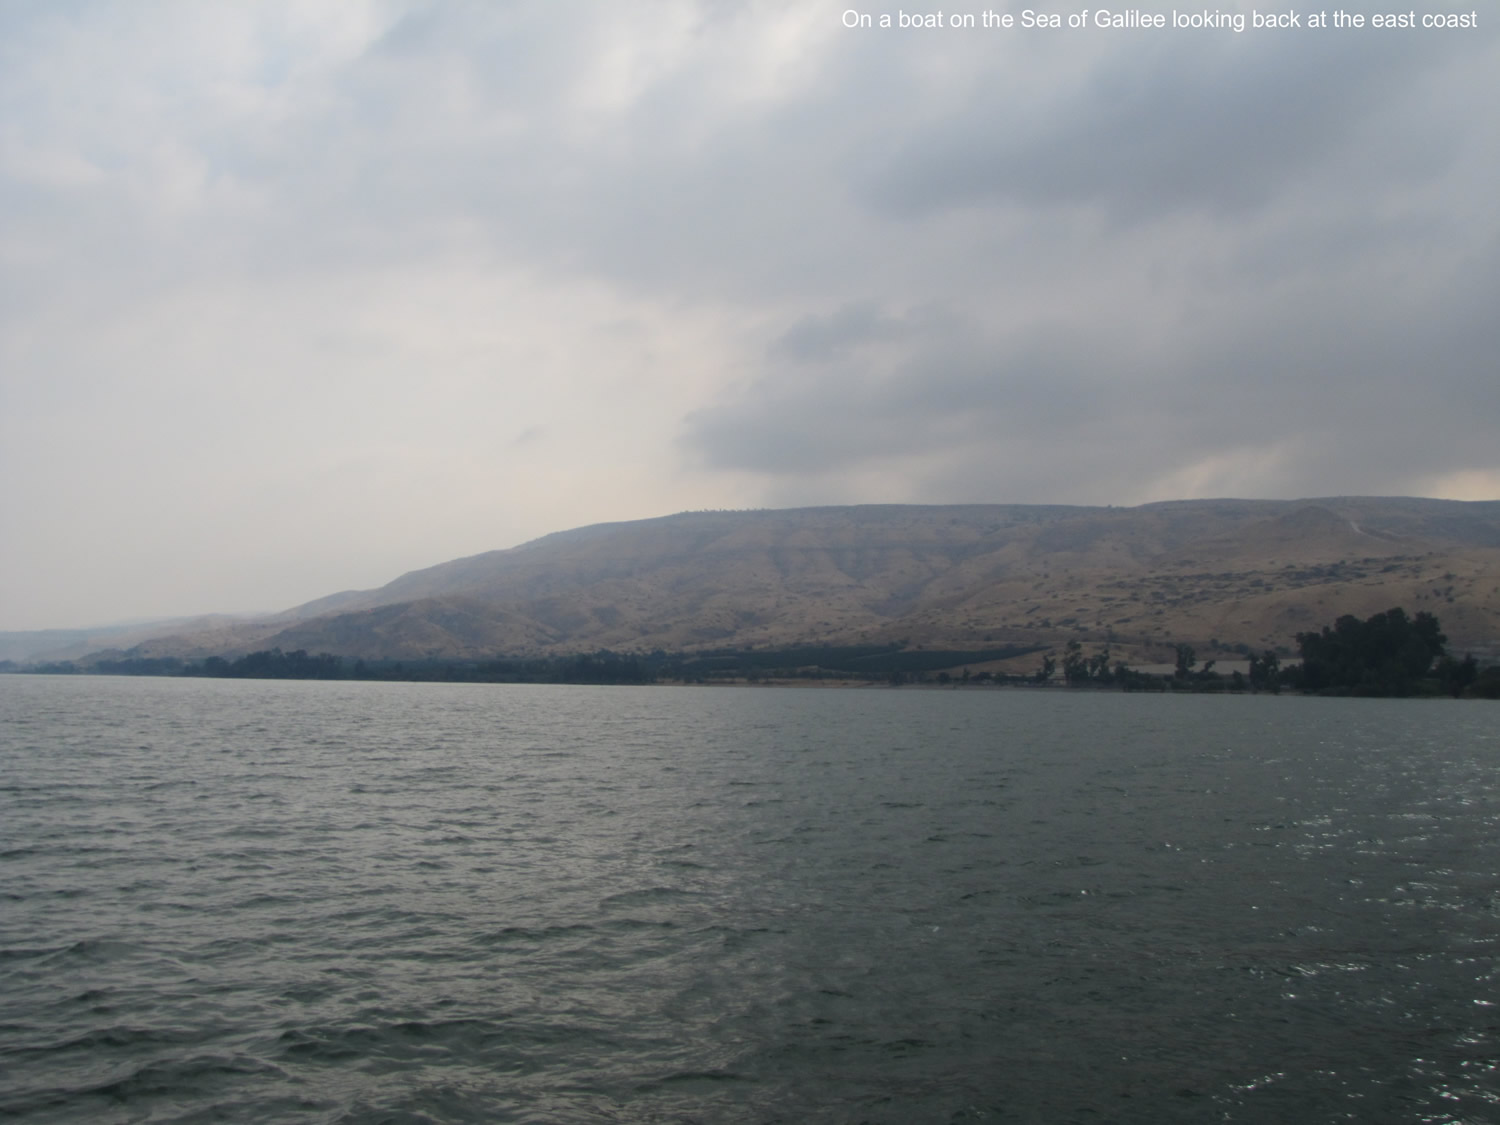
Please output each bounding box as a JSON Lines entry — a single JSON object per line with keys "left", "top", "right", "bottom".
{"left": 2, "top": 2, "right": 1497, "bottom": 628}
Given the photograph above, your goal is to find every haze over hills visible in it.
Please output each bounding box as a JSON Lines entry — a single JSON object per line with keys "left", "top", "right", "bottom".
{"left": 0, "top": 616, "right": 257, "bottom": 666}
{"left": 95, "top": 497, "right": 1500, "bottom": 668}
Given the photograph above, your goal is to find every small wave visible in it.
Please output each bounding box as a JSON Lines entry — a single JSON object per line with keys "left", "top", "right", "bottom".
{"left": 636, "top": 1069, "right": 749, "bottom": 1091}
{"left": 84, "top": 1052, "right": 286, "bottom": 1099}
{"left": 40, "top": 939, "right": 149, "bottom": 965}
{"left": 230, "top": 892, "right": 300, "bottom": 910}
{"left": 600, "top": 887, "right": 700, "bottom": 910}
{"left": 274, "top": 1016, "right": 515, "bottom": 1065}
{"left": 600, "top": 916, "right": 680, "bottom": 933}
{"left": 0, "top": 945, "right": 57, "bottom": 963}
{"left": 20, "top": 1023, "right": 206, "bottom": 1056}
{"left": 695, "top": 924, "right": 780, "bottom": 951}
{"left": 477, "top": 923, "right": 596, "bottom": 946}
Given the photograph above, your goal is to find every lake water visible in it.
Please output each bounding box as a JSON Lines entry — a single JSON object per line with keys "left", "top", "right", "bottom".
{"left": 1, "top": 676, "right": 1497, "bottom": 1123}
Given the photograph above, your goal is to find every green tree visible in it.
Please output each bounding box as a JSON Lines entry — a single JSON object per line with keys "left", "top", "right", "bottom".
{"left": 1436, "top": 653, "right": 1478, "bottom": 698}
{"left": 1062, "top": 640, "right": 1089, "bottom": 684}
{"left": 1033, "top": 654, "right": 1056, "bottom": 684}
{"left": 1174, "top": 644, "right": 1197, "bottom": 680}
{"left": 1088, "top": 646, "right": 1112, "bottom": 682}
{"left": 1248, "top": 650, "right": 1280, "bottom": 691}
{"left": 1293, "top": 608, "right": 1447, "bottom": 695}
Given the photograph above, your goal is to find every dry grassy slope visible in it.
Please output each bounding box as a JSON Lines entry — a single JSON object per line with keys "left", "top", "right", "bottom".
{"left": 126, "top": 499, "right": 1500, "bottom": 663}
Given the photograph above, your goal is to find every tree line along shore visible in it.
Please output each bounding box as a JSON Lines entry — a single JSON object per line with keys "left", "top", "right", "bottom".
{"left": 6, "top": 608, "right": 1497, "bottom": 700}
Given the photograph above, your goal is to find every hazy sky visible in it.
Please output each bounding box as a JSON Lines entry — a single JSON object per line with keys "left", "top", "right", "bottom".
{"left": 2, "top": 1, "right": 1496, "bottom": 630}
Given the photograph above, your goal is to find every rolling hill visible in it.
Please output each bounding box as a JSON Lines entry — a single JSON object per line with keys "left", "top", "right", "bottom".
{"left": 102, "top": 497, "right": 1500, "bottom": 668}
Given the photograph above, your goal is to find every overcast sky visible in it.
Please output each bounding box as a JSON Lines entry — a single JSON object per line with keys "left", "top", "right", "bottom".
{"left": 2, "top": 1, "right": 1496, "bottom": 630}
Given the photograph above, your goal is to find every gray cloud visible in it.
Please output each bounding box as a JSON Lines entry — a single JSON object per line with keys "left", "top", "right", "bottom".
{"left": 2, "top": 1, "right": 1498, "bottom": 628}
{"left": 769, "top": 302, "right": 905, "bottom": 363}
{"left": 682, "top": 218, "right": 1500, "bottom": 502}
{"left": 858, "top": 25, "right": 1477, "bottom": 222}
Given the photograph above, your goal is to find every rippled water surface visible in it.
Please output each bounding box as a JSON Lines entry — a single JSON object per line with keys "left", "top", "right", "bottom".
{"left": 2, "top": 676, "right": 1497, "bottom": 1123}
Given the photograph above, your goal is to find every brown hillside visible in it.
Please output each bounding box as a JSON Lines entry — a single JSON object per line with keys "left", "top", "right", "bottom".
{"left": 119, "top": 498, "right": 1500, "bottom": 664}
